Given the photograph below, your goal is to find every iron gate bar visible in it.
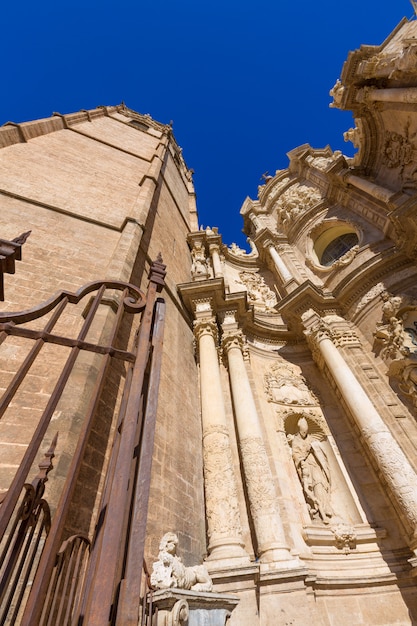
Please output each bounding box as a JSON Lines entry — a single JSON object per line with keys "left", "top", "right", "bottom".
{"left": 0, "top": 283, "right": 106, "bottom": 541}
{"left": 0, "top": 324, "right": 136, "bottom": 362}
{"left": 0, "top": 435, "right": 56, "bottom": 623}
{"left": 81, "top": 256, "right": 166, "bottom": 625}
{"left": 117, "top": 298, "right": 165, "bottom": 625}
{"left": 0, "top": 296, "right": 69, "bottom": 421}
{"left": 0, "top": 279, "right": 146, "bottom": 325}
{"left": 20, "top": 285, "right": 132, "bottom": 626}
{"left": 74, "top": 361, "right": 136, "bottom": 624}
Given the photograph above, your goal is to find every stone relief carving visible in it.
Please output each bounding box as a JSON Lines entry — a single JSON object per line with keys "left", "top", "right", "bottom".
{"left": 306, "top": 153, "right": 342, "bottom": 171}
{"left": 331, "top": 522, "right": 357, "bottom": 553}
{"left": 363, "top": 42, "right": 417, "bottom": 80}
{"left": 203, "top": 432, "right": 244, "bottom": 541}
{"left": 239, "top": 436, "right": 278, "bottom": 520}
{"left": 191, "top": 242, "right": 210, "bottom": 280}
{"left": 287, "top": 417, "right": 333, "bottom": 524}
{"left": 374, "top": 292, "right": 406, "bottom": 360}
{"left": 275, "top": 183, "right": 322, "bottom": 230}
{"left": 353, "top": 282, "right": 385, "bottom": 315}
{"left": 262, "top": 176, "right": 290, "bottom": 202}
{"left": 237, "top": 271, "right": 277, "bottom": 312}
{"left": 374, "top": 293, "right": 417, "bottom": 409}
{"left": 151, "top": 533, "right": 213, "bottom": 592}
{"left": 264, "top": 362, "right": 318, "bottom": 406}
{"left": 365, "top": 432, "right": 417, "bottom": 527}
{"left": 382, "top": 131, "right": 413, "bottom": 169}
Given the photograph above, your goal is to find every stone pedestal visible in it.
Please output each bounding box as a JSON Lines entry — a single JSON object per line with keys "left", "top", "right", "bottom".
{"left": 151, "top": 589, "right": 239, "bottom": 626}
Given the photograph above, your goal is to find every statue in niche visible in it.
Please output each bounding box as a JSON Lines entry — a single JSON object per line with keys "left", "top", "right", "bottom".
{"left": 190, "top": 242, "right": 209, "bottom": 280}
{"left": 288, "top": 417, "right": 333, "bottom": 523}
{"left": 265, "top": 362, "right": 317, "bottom": 406}
{"left": 150, "top": 532, "right": 213, "bottom": 592}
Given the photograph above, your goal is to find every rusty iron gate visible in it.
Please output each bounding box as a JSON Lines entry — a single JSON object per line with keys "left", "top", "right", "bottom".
{"left": 0, "top": 256, "right": 166, "bottom": 625}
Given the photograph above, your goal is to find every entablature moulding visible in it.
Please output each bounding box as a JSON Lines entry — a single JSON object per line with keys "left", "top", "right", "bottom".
{"left": 178, "top": 275, "right": 355, "bottom": 346}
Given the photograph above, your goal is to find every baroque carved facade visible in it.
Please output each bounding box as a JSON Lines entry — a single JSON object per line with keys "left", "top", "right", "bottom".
{"left": 3, "top": 15, "right": 417, "bottom": 626}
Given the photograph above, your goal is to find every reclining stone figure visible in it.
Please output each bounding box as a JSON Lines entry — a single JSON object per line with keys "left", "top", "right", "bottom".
{"left": 151, "top": 532, "right": 213, "bottom": 592}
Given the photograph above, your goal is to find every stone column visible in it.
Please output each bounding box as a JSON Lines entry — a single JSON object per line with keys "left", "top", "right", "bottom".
{"left": 221, "top": 321, "right": 295, "bottom": 563}
{"left": 194, "top": 315, "right": 249, "bottom": 563}
{"left": 209, "top": 244, "right": 223, "bottom": 278}
{"left": 302, "top": 309, "right": 417, "bottom": 548}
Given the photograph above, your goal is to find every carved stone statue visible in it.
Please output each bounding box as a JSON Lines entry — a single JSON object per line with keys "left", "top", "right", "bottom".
{"left": 150, "top": 532, "right": 213, "bottom": 592}
{"left": 191, "top": 242, "right": 209, "bottom": 280}
{"left": 288, "top": 417, "right": 332, "bottom": 523}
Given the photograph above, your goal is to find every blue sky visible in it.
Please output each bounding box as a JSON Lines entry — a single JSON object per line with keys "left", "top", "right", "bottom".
{"left": 1, "top": 1, "right": 414, "bottom": 247}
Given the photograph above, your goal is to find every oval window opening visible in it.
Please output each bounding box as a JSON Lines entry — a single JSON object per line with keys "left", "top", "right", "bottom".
{"left": 320, "top": 232, "right": 359, "bottom": 266}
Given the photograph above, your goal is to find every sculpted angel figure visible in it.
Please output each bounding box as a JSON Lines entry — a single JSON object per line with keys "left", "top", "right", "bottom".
{"left": 288, "top": 417, "right": 332, "bottom": 523}
{"left": 150, "top": 532, "right": 213, "bottom": 592}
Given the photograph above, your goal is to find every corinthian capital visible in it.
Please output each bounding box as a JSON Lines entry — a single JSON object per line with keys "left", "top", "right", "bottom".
{"left": 221, "top": 329, "right": 250, "bottom": 362}
{"left": 193, "top": 317, "right": 219, "bottom": 344}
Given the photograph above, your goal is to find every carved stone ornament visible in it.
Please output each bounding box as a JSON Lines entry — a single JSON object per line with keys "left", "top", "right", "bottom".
{"left": 237, "top": 271, "right": 277, "bottom": 312}
{"left": 353, "top": 282, "right": 385, "bottom": 316}
{"left": 262, "top": 176, "right": 290, "bottom": 203}
{"left": 343, "top": 126, "right": 362, "bottom": 150}
{"left": 306, "top": 153, "right": 342, "bottom": 171}
{"left": 331, "top": 522, "right": 357, "bottom": 553}
{"left": 382, "top": 131, "right": 413, "bottom": 169}
{"left": 264, "top": 362, "right": 318, "bottom": 406}
{"left": 275, "top": 183, "right": 322, "bottom": 230}
{"left": 329, "top": 79, "right": 345, "bottom": 109}
{"left": 363, "top": 42, "right": 417, "bottom": 80}
{"left": 239, "top": 436, "right": 278, "bottom": 521}
{"left": 151, "top": 533, "right": 213, "bottom": 592}
{"left": 228, "top": 238, "right": 258, "bottom": 258}
{"left": 203, "top": 430, "right": 244, "bottom": 541}
{"left": 374, "top": 292, "right": 408, "bottom": 360}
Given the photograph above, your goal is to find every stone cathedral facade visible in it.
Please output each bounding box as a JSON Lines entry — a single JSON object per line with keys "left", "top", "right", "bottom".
{"left": 2, "top": 15, "right": 417, "bottom": 626}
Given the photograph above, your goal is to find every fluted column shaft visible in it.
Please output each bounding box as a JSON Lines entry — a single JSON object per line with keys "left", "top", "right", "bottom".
{"left": 304, "top": 312, "right": 417, "bottom": 546}
{"left": 223, "top": 333, "right": 292, "bottom": 562}
{"left": 195, "top": 320, "right": 248, "bottom": 562}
